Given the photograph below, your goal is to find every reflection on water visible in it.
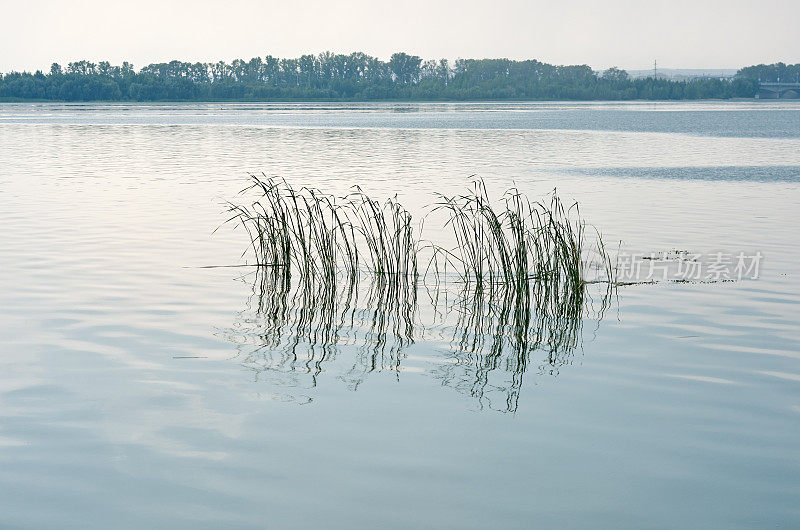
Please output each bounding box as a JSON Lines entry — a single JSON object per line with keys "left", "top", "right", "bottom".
{"left": 227, "top": 260, "right": 612, "bottom": 412}
{"left": 437, "top": 279, "right": 607, "bottom": 412}
{"left": 229, "top": 268, "right": 417, "bottom": 394}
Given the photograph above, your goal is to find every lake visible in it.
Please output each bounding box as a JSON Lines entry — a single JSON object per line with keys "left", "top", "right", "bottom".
{"left": 1, "top": 101, "right": 799, "bottom": 528}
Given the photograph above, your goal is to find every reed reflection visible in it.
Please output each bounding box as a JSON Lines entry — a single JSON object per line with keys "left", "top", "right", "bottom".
{"left": 428, "top": 276, "right": 610, "bottom": 412}
{"left": 229, "top": 265, "right": 417, "bottom": 391}
{"left": 229, "top": 266, "right": 610, "bottom": 411}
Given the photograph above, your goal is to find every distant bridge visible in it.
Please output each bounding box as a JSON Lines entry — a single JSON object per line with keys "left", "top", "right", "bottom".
{"left": 757, "top": 82, "right": 800, "bottom": 99}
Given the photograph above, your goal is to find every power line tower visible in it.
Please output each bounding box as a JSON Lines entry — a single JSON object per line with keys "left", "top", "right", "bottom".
{"left": 653, "top": 59, "right": 657, "bottom": 79}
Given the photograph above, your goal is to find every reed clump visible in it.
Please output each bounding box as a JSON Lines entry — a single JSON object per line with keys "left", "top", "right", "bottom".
{"left": 226, "top": 173, "right": 611, "bottom": 289}
{"left": 430, "top": 179, "right": 611, "bottom": 293}
{"left": 225, "top": 174, "right": 418, "bottom": 288}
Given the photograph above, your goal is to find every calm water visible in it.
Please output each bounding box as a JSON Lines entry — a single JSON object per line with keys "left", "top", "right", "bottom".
{"left": 1, "top": 101, "right": 799, "bottom": 528}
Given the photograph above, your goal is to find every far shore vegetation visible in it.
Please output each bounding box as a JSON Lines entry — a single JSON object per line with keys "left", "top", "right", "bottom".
{"left": 0, "top": 53, "right": 797, "bottom": 102}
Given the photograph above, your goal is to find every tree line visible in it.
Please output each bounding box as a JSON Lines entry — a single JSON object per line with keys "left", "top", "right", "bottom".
{"left": 0, "top": 52, "right": 789, "bottom": 102}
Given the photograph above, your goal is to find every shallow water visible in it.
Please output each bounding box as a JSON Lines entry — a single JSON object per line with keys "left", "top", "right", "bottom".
{"left": 1, "top": 101, "right": 799, "bottom": 528}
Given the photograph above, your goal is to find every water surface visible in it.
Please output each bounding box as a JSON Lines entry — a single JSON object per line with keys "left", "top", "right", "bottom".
{"left": 0, "top": 102, "right": 799, "bottom": 528}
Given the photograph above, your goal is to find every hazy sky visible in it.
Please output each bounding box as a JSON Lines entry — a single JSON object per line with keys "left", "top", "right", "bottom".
{"left": 2, "top": 0, "right": 799, "bottom": 73}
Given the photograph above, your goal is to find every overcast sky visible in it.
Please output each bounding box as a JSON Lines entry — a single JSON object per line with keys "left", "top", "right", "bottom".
{"left": 2, "top": 0, "right": 799, "bottom": 73}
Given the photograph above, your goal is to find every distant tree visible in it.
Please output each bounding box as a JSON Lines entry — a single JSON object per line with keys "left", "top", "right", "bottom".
{"left": 263, "top": 55, "right": 280, "bottom": 83}
{"left": 97, "top": 61, "right": 112, "bottom": 76}
{"left": 602, "top": 67, "right": 629, "bottom": 83}
{"left": 297, "top": 54, "right": 316, "bottom": 87}
{"left": 389, "top": 52, "right": 422, "bottom": 84}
